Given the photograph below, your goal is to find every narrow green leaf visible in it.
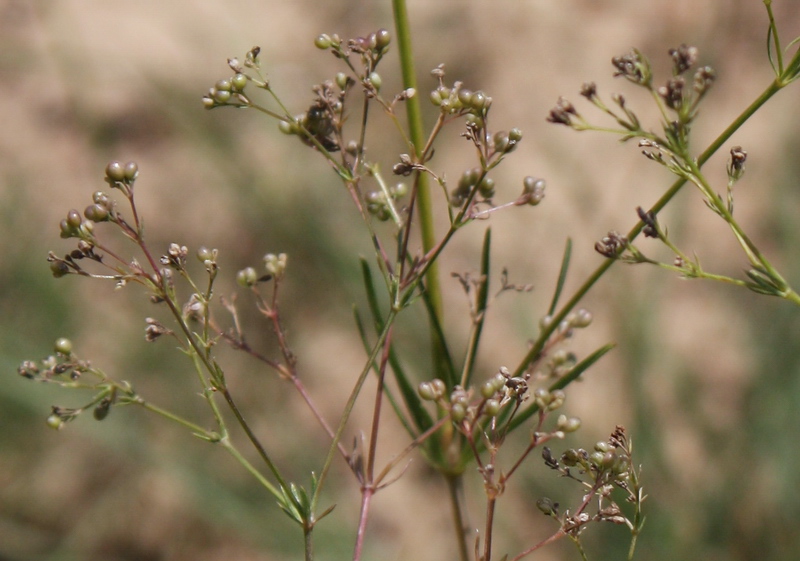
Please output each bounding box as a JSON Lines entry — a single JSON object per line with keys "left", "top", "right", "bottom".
{"left": 388, "top": 345, "right": 434, "bottom": 433}
{"left": 548, "top": 238, "right": 572, "bottom": 316}
{"left": 508, "top": 343, "right": 616, "bottom": 432}
{"left": 360, "top": 257, "right": 384, "bottom": 332}
{"left": 420, "top": 283, "right": 458, "bottom": 388}
{"left": 549, "top": 343, "right": 616, "bottom": 392}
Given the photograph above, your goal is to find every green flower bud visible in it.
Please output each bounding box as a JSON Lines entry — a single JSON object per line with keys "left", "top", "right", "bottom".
{"left": 430, "top": 378, "right": 446, "bottom": 398}
{"left": 457, "top": 88, "right": 473, "bottom": 106}
{"left": 418, "top": 381, "right": 436, "bottom": 401}
{"left": 365, "top": 191, "right": 385, "bottom": 205}
{"left": 54, "top": 337, "right": 72, "bottom": 355}
{"left": 478, "top": 177, "right": 495, "bottom": 198}
{"left": 572, "top": 308, "right": 593, "bottom": 328}
{"left": 314, "top": 34, "right": 332, "bottom": 50}
{"left": 236, "top": 267, "right": 257, "bottom": 287}
{"left": 374, "top": 28, "right": 391, "bottom": 49}
{"left": 601, "top": 450, "right": 617, "bottom": 469}
{"left": 368, "top": 72, "right": 382, "bottom": 92}
{"left": 336, "top": 72, "right": 349, "bottom": 90}
{"left": 390, "top": 183, "right": 408, "bottom": 198}
{"left": 458, "top": 167, "right": 480, "bottom": 191}
{"left": 50, "top": 259, "right": 70, "bottom": 278}
{"left": 84, "top": 204, "right": 109, "bottom": 222}
{"left": 215, "top": 78, "right": 232, "bottom": 92}
{"left": 470, "top": 91, "right": 487, "bottom": 111}
{"left": 465, "top": 113, "right": 484, "bottom": 129}
{"left": 278, "top": 120, "right": 295, "bottom": 135}
{"left": 196, "top": 246, "right": 214, "bottom": 262}
{"left": 79, "top": 220, "right": 94, "bottom": 237}
{"left": 46, "top": 414, "right": 64, "bottom": 430}
{"left": 483, "top": 399, "right": 501, "bottom": 417}
{"left": 480, "top": 380, "right": 497, "bottom": 398}
{"left": 66, "top": 209, "right": 82, "bottom": 229}
{"left": 264, "top": 253, "right": 288, "bottom": 277}
{"left": 561, "top": 448, "right": 581, "bottom": 467}
{"left": 594, "top": 440, "right": 611, "bottom": 453}
{"left": 522, "top": 176, "right": 546, "bottom": 206}
{"left": 59, "top": 219, "right": 72, "bottom": 238}
{"left": 492, "top": 372, "right": 507, "bottom": 392}
{"left": 493, "top": 131, "right": 510, "bottom": 153}
{"left": 92, "top": 191, "right": 111, "bottom": 207}
{"left": 105, "top": 161, "right": 125, "bottom": 182}
{"left": 123, "top": 162, "right": 138, "bottom": 181}
{"left": 557, "top": 414, "right": 581, "bottom": 433}
{"left": 450, "top": 402, "right": 466, "bottom": 422}
{"left": 213, "top": 89, "right": 232, "bottom": 104}
{"left": 231, "top": 73, "right": 248, "bottom": 91}
{"left": 548, "top": 389, "right": 565, "bottom": 410}
{"left": 508, "top": 128, "right": 523, "bottom": 142}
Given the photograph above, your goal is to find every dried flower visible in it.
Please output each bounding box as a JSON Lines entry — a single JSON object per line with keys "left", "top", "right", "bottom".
{"left": 668, "top": 44, "right": 698, "bottom": 75}
{"left": 595, "top": 231, "right": 628, "bottom": 258}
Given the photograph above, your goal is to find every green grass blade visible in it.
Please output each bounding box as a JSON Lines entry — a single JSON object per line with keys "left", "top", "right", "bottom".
{"left": 420, "top": 284, "right": 458, "bottom": 388}
{"left": 548, "top": 238, "right": 572, "bottom": 316}
{"left": 360, "top": 257, "right": 385, "bottom": 332}
{"left": 508, "top": 343, "right": 615, "bottom": 432}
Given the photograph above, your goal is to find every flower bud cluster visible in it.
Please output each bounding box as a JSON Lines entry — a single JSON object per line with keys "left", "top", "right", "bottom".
{"left": 160, "top": 243, "right": 189, "bottom": 270}
{"left": 105, "top": 160, "right": 139, "bottom": 187}
{"left": 532, "top": 388, "right": 565, "bottom": 412}
{"left": 612, "top": 48, "right": 652, "bottom": 87}
{"left": 594, "top": 231, "right": 628, "bottom": 258}
{"left": 18, "top": 338, "right": 90, "bottom": 387}
{"left": 264, "top": 252, "right": 288, "bottom": 278}
{"left": 31, "top": 353, "right": 121, "bottom": 428}
{"left": 545, "top": 425, "right": 635, "bottom": 487}
{"left": 59, "top": 208, "right": 95, "bottom": 240}
{"left": 429, "top": 77, "right": 492, "bottom": 120}
{"left": 450, "top": 168, "right": 495, "bottom": 207}
{"left": 517, "top": 176, "right": 545, "bottom": 206}
{"left": 203, "top": 73, "right": 250, "bottom": 109}
{"left": 235, "top": 252, "right": 287, "bottom": 288}
{"left": 417, "top": 367, "right": 533, "bottom": 427}
{"left": 364, "top": 183, "right": 407, "bottom": 221}
{"left": 539, "top": 307, "right": 593, "bottom": 342}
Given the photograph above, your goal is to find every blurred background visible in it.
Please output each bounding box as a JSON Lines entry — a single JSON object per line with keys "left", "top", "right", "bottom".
{"left": 2, "top": 1, "right": 800, "bottom": 560}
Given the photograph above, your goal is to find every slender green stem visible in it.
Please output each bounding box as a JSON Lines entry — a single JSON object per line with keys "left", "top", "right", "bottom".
{"left": 512, "top": 76, "right": 788, "bottom": 380}
{"left": 134, "top": 397, "right": 211, "bottom": 436}
{"left": 446, "top": 475, "right": 470, "bottom": 561}
{"left": 220, "top": 437, "right": 282, "bottom": 499}
{"left": 220, "top": 387, "right": 293, "bottom": 494}
{"left": 392, "top": 0, "right": 442, "bottom": 319}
